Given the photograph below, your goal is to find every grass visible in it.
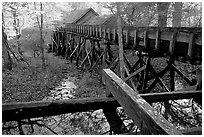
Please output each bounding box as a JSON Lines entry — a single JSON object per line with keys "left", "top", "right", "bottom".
{"left": 2, "top": 50, "right": 106, "bottom": 104}
{"left": 2, "top": 52, "right": 72, "bottom": 103}
{"left": 3, "top": 27, "right": 106, "bottom": 104}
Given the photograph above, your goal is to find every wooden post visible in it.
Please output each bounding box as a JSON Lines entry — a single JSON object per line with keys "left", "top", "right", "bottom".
{"left": 91, "top": 40, "right": 95, "bottom": 67}
{"left": 143, "top": 30, "right": 148, "bottom": 50}
{"left": 99, "top": 26, "right": 102, "bottom": 38}
{"left": 103, "top": 27, "right": 106, "bottom": 39}
{"left": 169, "top": 31, "right": 177, "bottom": 55}
{"left": 107, "top": 28, "right": 111, "bottom": 40}
{"left": 117, "top": 16, "right": 125, "bottom": 80}
{"left": 155, "top": 30, "right": 160, "bottom": 50}
{"left": 125, "top": 29, "right": 129, "bottom": 46}
{"left": 187, "top": 33, "right": 195, "bottom": 60}
{"left": 113, "top": 28, "right": 116, "bottom": 43}
{"left": 103, "top": 69, "right": 182, "bottom": 135}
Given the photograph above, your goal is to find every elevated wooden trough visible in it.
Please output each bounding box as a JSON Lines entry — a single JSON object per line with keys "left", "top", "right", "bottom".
{"left": 54, "top": 25, "right": 201, "bottom": 64}
{"left": 51, "top": 24, "right": 202, "bottom": 95}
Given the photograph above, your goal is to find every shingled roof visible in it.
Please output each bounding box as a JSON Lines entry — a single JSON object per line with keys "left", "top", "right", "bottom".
{"left": 84, "top": 14, "right": 114, "bottom": 25}
{"left": 62, "top": 8, "right": 99, "bottom": 24}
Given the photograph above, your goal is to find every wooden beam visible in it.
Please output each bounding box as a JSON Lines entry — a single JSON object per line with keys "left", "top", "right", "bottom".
{"left": 103, "top": 69, "right": 182, "bottom": 135}
{"left": 5, "top": 89, "right": 199, "bottom": 123}
{"left": 117, "top": 16, "right": 125, "bottom": 79}
{"left": 2, "top": 97, "right": 119, "bottom": 122}
{"left": 180, "top": 126, "right": 202, "bottom": 135}
{"left": 141, "top": 90, "right": 202, "bottom": 103}
{"left": 124, "top": 65, "right": 147, "bottom": 82}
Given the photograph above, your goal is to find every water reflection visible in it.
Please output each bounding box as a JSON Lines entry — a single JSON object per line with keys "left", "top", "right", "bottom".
{"left": 40, "top": 77, "right": 109, "bottom": 135}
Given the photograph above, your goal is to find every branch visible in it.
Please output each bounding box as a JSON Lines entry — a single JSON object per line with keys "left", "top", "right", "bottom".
{"left": 34, "top": 2, "right": 41, "bottom": 29}
{"left": 20, "top": 119, "right": 58, "bottom": 135}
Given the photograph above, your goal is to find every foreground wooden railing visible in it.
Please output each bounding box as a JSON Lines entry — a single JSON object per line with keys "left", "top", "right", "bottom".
{"left": 2, "top": 69, "right": 202, "bottom": 135}
{"left": 3, "top": 69, "right": 202, "bottom": 134}
{"left": 102, "top": 69, "right": 202, "bottom": 135}
{"left": 3, "top": 90, "right": 201, "bottom": 123}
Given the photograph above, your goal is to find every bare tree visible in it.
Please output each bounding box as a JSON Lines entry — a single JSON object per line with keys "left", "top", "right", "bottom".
{"left": 2, "top": 29, "right": 13, "bottom": 71}
{"left": 157, "top": 2, "right": 170, "bottom": 27}
{"left": 34, "top": 2, "right": 45, "bottom": 68}
{"left": 172, "top": 2, "right": 183, "bottom": 27}
{"left": 8, "top": 3, "right": 25, "bottom": 55}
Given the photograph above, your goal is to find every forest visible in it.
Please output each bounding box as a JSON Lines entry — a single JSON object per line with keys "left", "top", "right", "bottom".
{"left": 2, "top": 2, "right": 202, "bottom": 135}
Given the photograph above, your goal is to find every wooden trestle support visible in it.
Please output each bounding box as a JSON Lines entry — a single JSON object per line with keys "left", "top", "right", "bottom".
{"left": 49, "top": 25, "right": 202, "bottom": 134}
{"left": 52, "top": 25, "right": 201, "bottom": 95}
{"left": 2, "top": 25, "right": 201, "bottom": 135}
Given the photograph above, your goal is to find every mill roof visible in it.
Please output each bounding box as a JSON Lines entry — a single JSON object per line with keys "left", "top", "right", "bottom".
{"left": 84, "top": 14, "right": 114, "bottom": 25}
{"left": 62, "top": 8, "right": 99, "bottom": 24}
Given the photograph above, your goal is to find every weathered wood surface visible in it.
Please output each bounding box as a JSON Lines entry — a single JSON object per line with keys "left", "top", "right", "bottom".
{"left": 62, "top": 26, "right": 202, "bottom": 46}
{"left": 141, "top": 90, "right": 202, "bottom": 103}
{"left": 103, "top": 68, "right": 182, "bottom": 135}
{"left": 3, "top": 90, "right": 200, "bottom": 122}
{"left": 2, "top": 97, "right": 119, "bottom": 122}
{"left": 180, "top": 126, "right": 202, "bottom": 135}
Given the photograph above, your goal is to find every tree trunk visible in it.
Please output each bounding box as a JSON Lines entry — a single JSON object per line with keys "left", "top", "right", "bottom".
{"left": 2, "top": 31, "right": 12, "bottom": 71}
{"left": 10, "top": 5, "right": 23, "bottom": 55}
{"left": 157, "top": 2, "right": 170, "bottom": 27}
{"left": 40, "top": 2, "right": 45, "bottom": 68}
{"left": 172, "top": 2, "right": 182, "bottom": 27}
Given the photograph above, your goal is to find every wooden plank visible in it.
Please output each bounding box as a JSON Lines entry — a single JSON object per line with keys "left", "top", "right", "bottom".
{"left": 70, "top": 41, "right": 81, "bottom": 58}
{"left": 143, "top": 30, "right": 148, "bottom": 49}
{"left": 2, "top": 97, "right": 119, "bottom": 122}
{"left": 155, "top": 30, "right": 160, "bottom": 50}
{"left": 117, "top": 16, "right": 125, "bottom": 80}
{"left": 124, "top": 65, "right": 147, "bottom": 82}
{"left": 113, "top": 28, "right": 116, "bottom": 42}
{"left": 129, "top": 28, "right": 201, "bottom": 45}
{"left": 124, "top": 64, "right": 138, "bottom": 92}
{"left": 125, "top": 30, "right": 129, "bottom": 46}
{"left": 103, "top": 69, "right": 182, "bottom": 135}
{"left": 66, "top": 25, "right": 202, "bottom": 45}
{"left": 169, "top": 31, "right": 177, "bottom": 55}
{"left": 103, "top": 27, "right": 106, "bottom": 39}
{"left": 141, "top": 90, "right": 202, "bottom": 103}
{"left": 133, "top": 29, "right": 138, "bottom": 48}
{"left": 99, "top": 26, "right": 102, "bottom": 38}
{"left": 3, "top": 86, "right": 199, "bottom": 123}
{"left": 180, "top": 126, "right": 202, "bottom": 135}
{"left": 79, "top": 46, "right": 93, "bottom": 67}
{"left": 107, "top": 28, "right": 111, "bottom": 40}
{"left": 187, "top": 33, "right": 195, "bottom": 59}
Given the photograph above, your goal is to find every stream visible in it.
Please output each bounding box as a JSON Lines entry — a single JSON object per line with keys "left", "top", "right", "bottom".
{"left": 32, "top": 75, "right": 110, "bottom": 135}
